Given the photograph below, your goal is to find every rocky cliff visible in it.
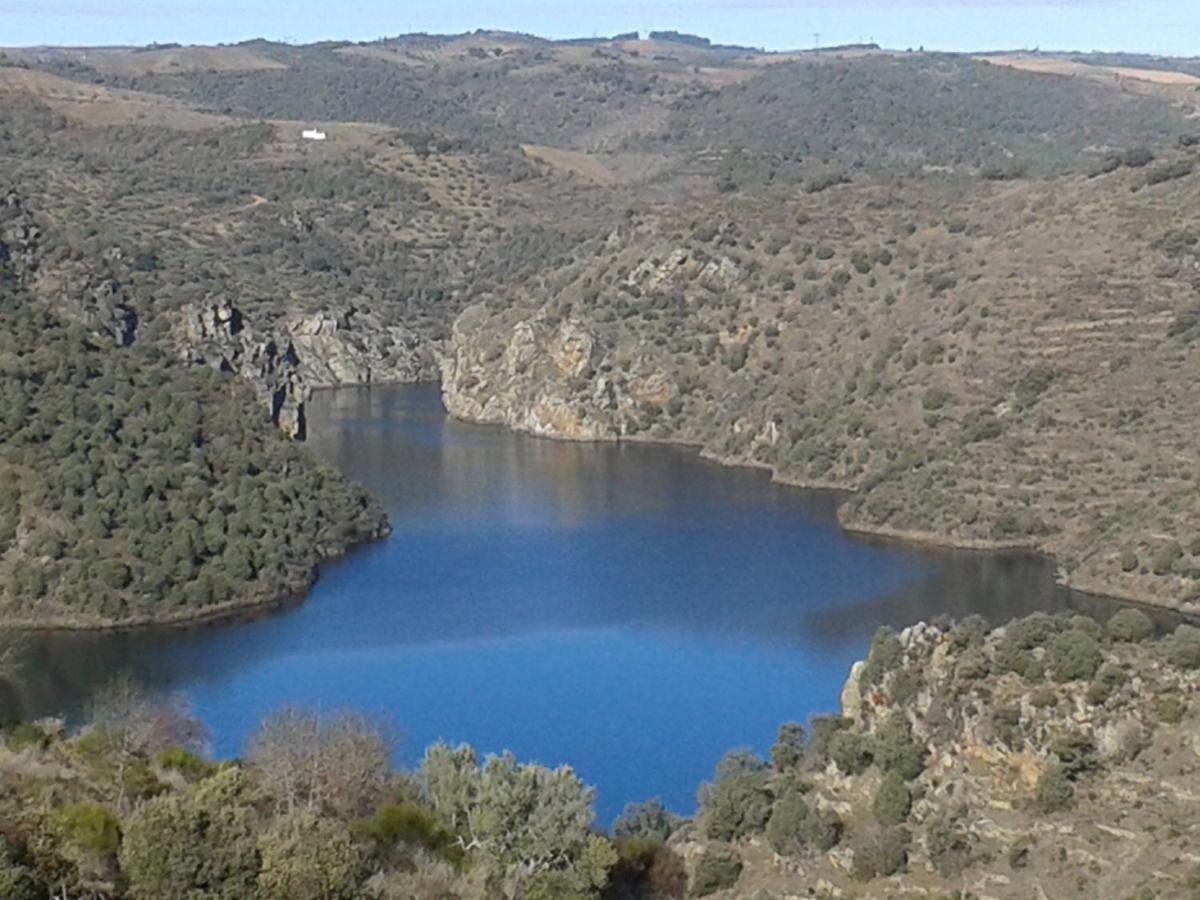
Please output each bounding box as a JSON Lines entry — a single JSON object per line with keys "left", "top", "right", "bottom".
{"left": 174, "top": 300, "right": 435, "bottom": 439}
{"left": 440, "top": 167, "right": 1200, "bottom": 615}
{"left": 672, "top": 610, "right": 1200, "bottom": 899}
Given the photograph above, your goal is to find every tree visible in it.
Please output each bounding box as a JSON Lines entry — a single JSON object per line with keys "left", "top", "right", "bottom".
{"left": 86, "top": 674, "right": 205, "bottom": 809}
{"left": 257, "top": 811, "right": 365, "bottom": 900}
{"left": 119, "top": 768, "right": 259, "bottom": 900}
{"left": 247, "top": 706, "right": 393, "bottom": 819}
{"left": 612, "top": 798, "right": 677, "bottom": 842}
{"left": 769, "top": 721, "right": 806, "bottom": 772}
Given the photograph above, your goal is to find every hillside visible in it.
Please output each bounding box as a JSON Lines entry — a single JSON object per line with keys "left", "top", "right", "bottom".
{"left": 1, "top": 35, "right": 1200, "bottom": 617}
{"left": 0, "top": 194, "right": 389, "bottom": 627}
{"left": 3, "top": 608, "right": 1200, "bottom": 897}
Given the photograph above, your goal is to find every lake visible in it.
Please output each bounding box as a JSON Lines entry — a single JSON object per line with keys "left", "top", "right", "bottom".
{"left": 4, "top": 384, "right": 1131, "bottom": 823}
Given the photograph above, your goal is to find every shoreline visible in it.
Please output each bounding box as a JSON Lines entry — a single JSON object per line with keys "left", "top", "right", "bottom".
{"left": 437, "top": 385, "right": 1192, "bottom": 618}
{"left": 0, "top": 523, "right": 391, "bottom": 634}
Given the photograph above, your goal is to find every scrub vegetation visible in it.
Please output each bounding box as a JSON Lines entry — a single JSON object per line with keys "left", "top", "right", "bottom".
{"left": 1, "top": 608, "right": 1197, "bottom": 898}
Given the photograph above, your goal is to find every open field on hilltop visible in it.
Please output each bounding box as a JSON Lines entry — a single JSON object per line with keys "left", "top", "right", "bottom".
{"left": 978, "top": 53, "right": 1200, "bottom": 86}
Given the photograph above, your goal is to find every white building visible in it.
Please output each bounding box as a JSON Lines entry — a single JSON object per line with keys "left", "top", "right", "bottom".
{"left": 301, "top": 129, "right": 327, "bottom": 141}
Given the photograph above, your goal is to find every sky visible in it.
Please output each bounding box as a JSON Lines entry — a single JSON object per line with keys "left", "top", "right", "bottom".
{"left": 2, "top": 0, "right": 1198, "bottom": 57}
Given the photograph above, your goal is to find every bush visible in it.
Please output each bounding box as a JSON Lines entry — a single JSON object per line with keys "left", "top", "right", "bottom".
{"left": 257, "top": 812, "right": 364, "bottom": 900}
{"left": 925, "top": 808, "right": 973, "bottom": 877}
{"left": 861, "top": 626, "right": 904, "bottom": 686}
{"left": 1050, "top": 731, "right": 1098, "bottom": 778}
{"left": 4, "top": 722, "right": 50, "bottom": 751}
{"left": 850, "top": 827, "right": 910, "bottom": 881}
{"left": 872, "top": 714, "right": 925, "bottom": 780}
{"left": 1166, "top": 625, "right": 1200, "bottom": 670}
{"left": 769, "top": 722, "right": 806, "bottom": 773}
{"left": 690, "top": 844, "right": 742, "bottom": 897}
{"left": 1034, "top": 764, "right": 1073, "bottom": 813}
{"left": 800, "top": 807, "right": 843, "bottom": 852}
{"left": 1107, "top": 608, "right": 1154, "bottom": 643}
{"left": 1157, "top": 695, "right": 1187, "bottom": 724}
{"left": 1048, "top": 629, "right": 1103, "bottom": 682}
{"left": 119, "top": 768, "right": 259, "bottom": 900}
{"left": 353, "top": 802, "right": 462, "bottom": 867}
{"left": 53, "top": 802, "right": 121, "bottom": 857}
{"left": 0, "top": 860, "right": 38, "bottom": 900}
{"left": 765, "top": 787, "right": 810, "bottom": 857}
{"left": 828, "top": 731, "right": 872, "bottom": 775}
{"left": 699, "top": 769, "right": 773, "bottom": 841}
{"left": 613, "top": 798, "right": 677, "bottom": 842}
{"left": 1085, "top": 663, "right": 1128, "bottom": 706}
{"left": 153, "top": 746, "right": 217, "bottom": 782}
{"left": 609, "top": 839, "right": 686, "bottom": 900}
{"left": 954, "top": 647, "right": 991, "bottom": 680}
{"left": 949, "top": 614, "right": 988, "bottom": 650}
{"left": 872, "top": 771, "right": 912, "bottom": 825}
{"left": 1152, "top": 542, "right": 1184, "bottom": 576}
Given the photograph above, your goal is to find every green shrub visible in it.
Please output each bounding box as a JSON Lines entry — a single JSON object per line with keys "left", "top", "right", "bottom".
{"left": 1166, "top": 625, "right": 1200, "bottom": 669}
{"left": 800, "top": 807, "right": 843, "bottom": 852}
{"left": 828, "top": 731, "right": 872, "bottom": 776}
{"left": 613, "top": 799, "right": 677, "bottom": 842}
{"left": 1068, "top": 615, "right": 1102, "bottom": 641}
{"left": 765, "top": 787, "right": 810, "bottom": 857}
{"left": 925, "top": 808, "right": 973, "bottom": 877}
{"left": 806, "top": 715, "right": 847, "bottom": 767}
{"left": 1048, "top": 629, "right": 1103, "bottom": 682}
{"left": 949, "top": 615, "right": 988, "bottom": 650}
{"left": 888, "top": 669, "right": 921, "bottom": 705}
{"left": 768, "top": 722, "right": 806, "bottom": 773}
{"left": 699, "top": 769, "right": 773, "bottom": 841}
{"left": 257, "top": 812, "right": 364, "bottom": 900}
{"left": 153, "top": 746, "right": 217, "bottom": 782}
{"left": 850, "top": 827, "right": 910, "bottom": 881}
{"left": 861, "top": 627, "right": 904, "bottom": 686}
{"left": 872, "top": 771, "right": 912, "bottom": 826}
{"left": 1152, "top": 542, "right": 1184, "bottom": 576}
{"left": 53, "top": 803, "right": 121, "bottom": 856}
{"left": 954, "top": 646, "right": 991, "bottom": 680}
{"left": 690, "top": 844, "right": 742, "bottom": 897}
{"left": 120, "top": 768, "right": 258, "bottom": 900}
{"left": 354, "top": 802, "right": 462, "bottom": 867}
{"left": 872, "top": 714, "right": 925, "bottom": 780}
{"left": 1034, "top": 764, "right": 1073, "bottom": 813}
{"left": 1107, "top": 608, "right": 1154, "bottom": 643}
{"left": 1157, "top": 695, "right": 1187, "bottom": 724}
{"left": 0, "top": 861, "right": 38, "bottom": 900}
{"left": 1050, "top": 731, "right": 1098, "bottom": 778}
{"left": 1119, "top": 551, "right": 1139, "bottom": 572}
{"left": 1085, "top": 663, "right": 1128, "bottom": 706}
{"left": 4, "top": 722, "right": 49, "bottom": 751}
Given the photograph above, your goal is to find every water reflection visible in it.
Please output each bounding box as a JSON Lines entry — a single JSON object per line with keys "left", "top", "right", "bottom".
{"left": 0, "top": 384, "right": 1161, "bottom": 819}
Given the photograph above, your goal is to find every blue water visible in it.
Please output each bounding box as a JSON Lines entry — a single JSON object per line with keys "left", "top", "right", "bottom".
{"left": 9, "top": 385, "right": 1120, "bottom": 823}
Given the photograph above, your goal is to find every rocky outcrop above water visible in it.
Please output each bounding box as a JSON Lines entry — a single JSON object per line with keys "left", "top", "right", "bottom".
{"left": 441, "top": 303, "right": 680, "bottom": 441}
{"left": 174, "top": 300, "right": 436, "bottom": 439}
{"left": 673, "top": 611, "right": 1200, "bottom": 899}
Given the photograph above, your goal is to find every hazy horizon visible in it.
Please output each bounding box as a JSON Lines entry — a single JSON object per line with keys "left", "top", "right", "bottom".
{"left": 3, "top": 0, "right": 1198, "bottom": 58}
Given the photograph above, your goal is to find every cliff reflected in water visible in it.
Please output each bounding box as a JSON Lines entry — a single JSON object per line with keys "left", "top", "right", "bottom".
{"left": 1, "top": 385, "right": 1149, "bottom": 819}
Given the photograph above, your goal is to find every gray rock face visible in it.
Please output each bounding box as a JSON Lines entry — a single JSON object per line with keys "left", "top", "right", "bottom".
{"left": 173, "top": 299, "right": 434, "bottom": 439}
{"left": 174, "top": 297, "right": 309, "bottom": 438}
{"left": 441, "top": 303, "right": 679, "bottom": 441}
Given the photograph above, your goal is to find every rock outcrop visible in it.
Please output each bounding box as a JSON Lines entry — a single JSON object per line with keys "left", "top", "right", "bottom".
{"left": 678, "top": 611, "right": 1200, "bottom": 899}
{"left": 173, "top": 300, "right": 436, "bottom": 439}
{"left": 174, "top": 297, "right": 309, "bottom": 438}
{"left": 441, "top": 303, "right": 680, "bottom": 441}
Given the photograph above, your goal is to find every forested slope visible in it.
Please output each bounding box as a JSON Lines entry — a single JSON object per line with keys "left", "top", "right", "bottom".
{"left": 0, "top": 197, "right": 388, "bottom": 627}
